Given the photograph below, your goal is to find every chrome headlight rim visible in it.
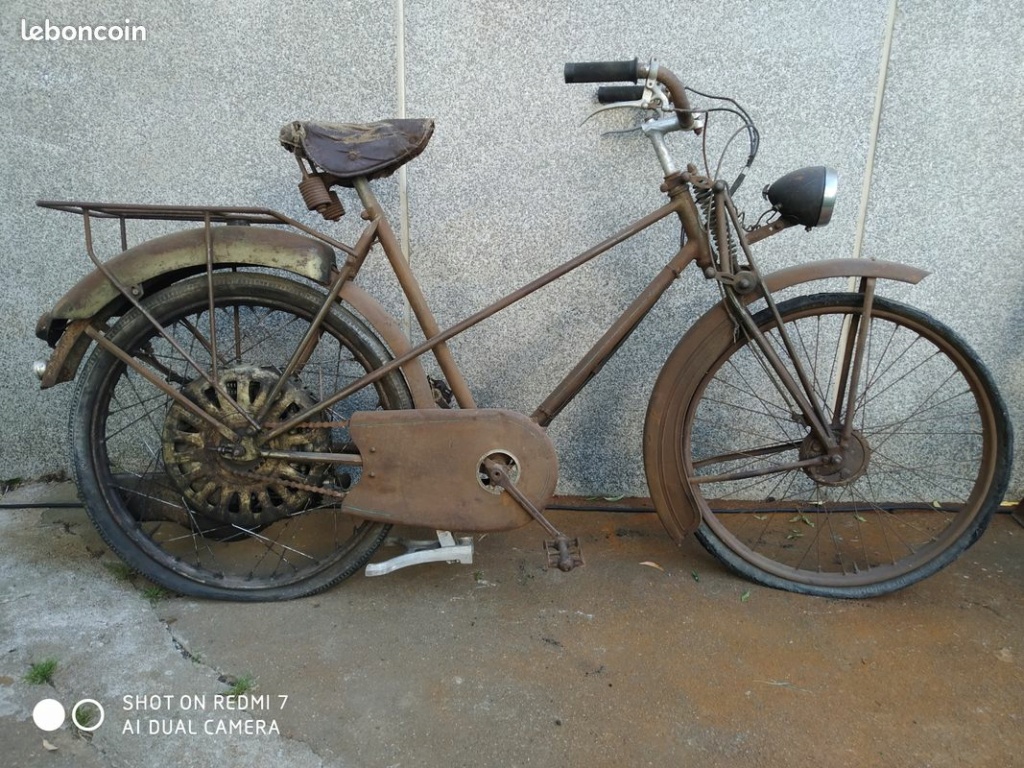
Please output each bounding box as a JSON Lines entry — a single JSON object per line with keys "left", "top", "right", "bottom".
{"left": 817, "top": 166, "right": 839, "bottom": 227}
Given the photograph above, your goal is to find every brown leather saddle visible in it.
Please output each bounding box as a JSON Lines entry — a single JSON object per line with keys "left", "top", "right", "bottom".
{"left": 280, "top": 119, "right": 434, "bottom": 187}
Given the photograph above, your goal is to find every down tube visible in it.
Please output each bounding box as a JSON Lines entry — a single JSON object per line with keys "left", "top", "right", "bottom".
{"left": 263, "top": 200, "right": 683, "bottom": 443}
{"left": 531, "top": 239, "right": 700, "bottom": 426}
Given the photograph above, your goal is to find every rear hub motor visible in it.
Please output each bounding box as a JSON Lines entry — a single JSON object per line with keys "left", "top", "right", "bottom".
{"left": 162, "top": 366, "right": 329, "bottom": 529}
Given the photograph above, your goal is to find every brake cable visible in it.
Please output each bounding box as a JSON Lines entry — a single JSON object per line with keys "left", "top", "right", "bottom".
{"left": 679, "top": 86, "right": 760, "bottom": 194}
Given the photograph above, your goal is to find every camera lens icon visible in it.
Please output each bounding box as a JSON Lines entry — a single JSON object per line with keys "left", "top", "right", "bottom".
{"left": 32, "top": 698, "right": 105, "bottom": 733}
{"left": 72, "top": 699, "right": 105, "bottom": 732}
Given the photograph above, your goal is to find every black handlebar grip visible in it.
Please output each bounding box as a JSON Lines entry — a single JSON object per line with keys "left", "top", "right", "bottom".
{"left": 596, "top": 85, "right": 646, "bottom": 104}
{"left": 564, "top": 59, "right": 639, "bottom": 84}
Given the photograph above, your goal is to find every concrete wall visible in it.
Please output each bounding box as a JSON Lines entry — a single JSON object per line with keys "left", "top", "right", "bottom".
{"left": 2, "top": 0, "right": 1022, "bottom": 497}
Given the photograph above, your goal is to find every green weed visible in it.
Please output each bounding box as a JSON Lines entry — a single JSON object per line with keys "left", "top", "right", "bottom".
{"left": 73, "top": 703, "right": 98, "bottom": 728}
{"left": 25, "top": 658, "right": 58, "bottom": 685}
{"left": 226, "top": 674, "right": 255, "bottom": 696}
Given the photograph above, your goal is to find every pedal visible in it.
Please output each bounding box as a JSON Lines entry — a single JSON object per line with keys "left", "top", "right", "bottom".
{"left": 544, "top": 536, "right": 584, "bottom": 572}
{"left": 364, "top": 532, "right": 473, "bottom": 577}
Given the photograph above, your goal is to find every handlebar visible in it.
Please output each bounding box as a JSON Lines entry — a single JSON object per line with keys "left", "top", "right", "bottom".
{"left": 563, "top": 59, "right": 640, "bottom": 84}
{"left": 563, "top": 59, "right": 695, "bottom": 131}
{"left": 596, "top": 85, "right": 645, "bottom": 104}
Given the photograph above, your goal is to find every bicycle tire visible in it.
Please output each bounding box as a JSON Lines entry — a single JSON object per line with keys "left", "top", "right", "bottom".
{"left": 70, "top": 272, "right": 413, "bottom": 601}
{"left": 675, "top": 293, "right": 1011, "bottom": 597}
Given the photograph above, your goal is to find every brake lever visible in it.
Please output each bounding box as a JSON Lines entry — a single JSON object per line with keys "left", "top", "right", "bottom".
{"left": 580, "top": 100, "right": 646, "bottom": 126}
{"left": 579, "top": 80, "right": 672, "bottom": 127}
{"left": 600, "top": 125, "right": 643, "bottom": 137}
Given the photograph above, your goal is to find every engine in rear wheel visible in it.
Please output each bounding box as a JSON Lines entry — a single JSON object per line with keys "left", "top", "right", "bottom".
{"left": 161, "top": 366, "right": 329, "bottom": 529}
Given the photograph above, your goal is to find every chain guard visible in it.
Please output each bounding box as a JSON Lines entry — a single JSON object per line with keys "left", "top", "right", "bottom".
{"left": 343, "top": 408, "right": 558, "bottom": 532}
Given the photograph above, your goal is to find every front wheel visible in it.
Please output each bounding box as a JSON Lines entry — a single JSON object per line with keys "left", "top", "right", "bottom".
{"left": 70, "top": 272, "right": 414, "bottom": 601}
{"left": 669, "top": 293, "right": 1011, "bottom": 598}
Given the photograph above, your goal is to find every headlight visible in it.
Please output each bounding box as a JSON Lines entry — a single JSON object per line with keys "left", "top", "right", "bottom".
{"left": 762, "top": 166, "right": 839, "bottom": 228}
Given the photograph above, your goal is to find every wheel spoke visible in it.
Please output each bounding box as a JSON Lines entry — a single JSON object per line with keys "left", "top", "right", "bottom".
{"left": 680, "top": 293, "right": 1006, "bottom": 597}
{"left": 72, "top": 273, "right": 413, "bottom": 599}
{"left": 692, "top": 439, "right": 803, "bottom": 470}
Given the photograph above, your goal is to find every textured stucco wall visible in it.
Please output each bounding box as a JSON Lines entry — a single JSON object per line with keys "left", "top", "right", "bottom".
{"left": 2, "top": 0, "right": 1021, "bottom": 497}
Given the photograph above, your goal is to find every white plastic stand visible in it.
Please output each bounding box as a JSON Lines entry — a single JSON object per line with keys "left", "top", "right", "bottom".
{"left": 364, "top": 530, "right": 474, "bottom": 577}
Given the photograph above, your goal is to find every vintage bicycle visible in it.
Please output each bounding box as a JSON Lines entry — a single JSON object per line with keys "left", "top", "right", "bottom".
{"left": 32, "top": 58, "right": 1012, "bottom": 600}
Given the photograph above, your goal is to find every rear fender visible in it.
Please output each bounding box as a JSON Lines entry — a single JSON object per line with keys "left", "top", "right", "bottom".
{"left": 643, "top": 258, "right": 930, "bottom": 542}
{"left": 35, "top": 226, "right": 434, "bottom": 406}
{"left": 37, "top": 226, "right": 335, "bottom": 343}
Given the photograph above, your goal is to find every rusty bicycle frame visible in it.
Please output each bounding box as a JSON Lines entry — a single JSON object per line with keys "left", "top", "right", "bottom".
{"left": 43, "top": 174, "right": 842, "bottom": 467}
{"left": 42, "top": 57, "right": 988, "bottom": 599}
{"left": 37, "top": 55, "right": 867, "bottom": 476}
{"left": 267, "top": 176, "right": 836, "bottom": 449}
{"left": 40, "top": 166, "right": 898, "bottom": 540}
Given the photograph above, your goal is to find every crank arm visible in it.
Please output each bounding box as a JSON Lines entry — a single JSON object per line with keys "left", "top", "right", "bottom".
{"left": 482, "top": 459, "right": 583, "bottom": 572}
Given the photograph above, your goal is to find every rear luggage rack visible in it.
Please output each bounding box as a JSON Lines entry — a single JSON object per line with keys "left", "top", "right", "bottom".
{"left": 36, "top": 199, "right": 360, "bottom": 258}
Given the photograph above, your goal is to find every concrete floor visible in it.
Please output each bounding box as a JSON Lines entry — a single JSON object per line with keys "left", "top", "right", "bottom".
{"left": 2, "top": 482, "right": 1023, "bottom": 767}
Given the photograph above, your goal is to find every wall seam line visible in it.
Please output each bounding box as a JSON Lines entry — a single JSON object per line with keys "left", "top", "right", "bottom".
{"left": 851, "top": 0, "right": 899, "bottom": 260}
{"left": 396, "top": 0, "right": 412, "bottom": 337}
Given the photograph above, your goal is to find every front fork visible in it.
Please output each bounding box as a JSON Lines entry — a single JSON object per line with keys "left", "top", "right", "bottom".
{"left": 709, "top": 185, "right": 877, "bottom": 457}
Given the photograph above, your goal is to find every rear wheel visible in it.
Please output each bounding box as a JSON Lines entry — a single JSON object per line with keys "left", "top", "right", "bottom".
{"left": 679, "top": 293, "right": 1011, "bottom": 597}
{"left": 71, "top": 273, "right": 413, "bottom": 600}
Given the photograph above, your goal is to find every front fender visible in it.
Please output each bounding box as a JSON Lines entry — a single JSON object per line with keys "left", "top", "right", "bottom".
{"left": 643, "top": 258, "right": 930, "bottom": 543}
{"left": 759, "top": 257, "right": 928, "bottom": 295}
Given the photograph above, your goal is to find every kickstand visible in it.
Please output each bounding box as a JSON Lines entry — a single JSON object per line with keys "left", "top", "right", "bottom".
{"left": 364, "top": 530, "right": 473, "bottom": 577}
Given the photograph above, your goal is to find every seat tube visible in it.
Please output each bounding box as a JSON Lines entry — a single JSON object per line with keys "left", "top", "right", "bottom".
{"left": 353, "top": 178, "right": 476, "bottom": 408}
